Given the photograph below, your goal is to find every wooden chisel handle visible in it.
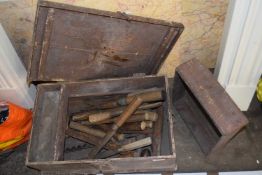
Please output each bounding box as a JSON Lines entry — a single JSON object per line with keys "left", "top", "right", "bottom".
{"left": 88, "top": 97, "right": 143, "bottom": 158}
{"left": 88, "top": 112, "right": 111, "bottom": 123}
{"left": 119, "top": 121, "right": 153, "bottom": 131}
{"left": 72, "top": 102, "right": 162, "bottom": 122}
{"left": 126, "top": 90, "right": 163, "bottom": 104}
{"left": 141, "top": 121, "right": 153, "bottom": 130}
{"left": 114, "top": 97, "right": 143, "bottom": 127}
{"left": 97, "top": 137, "right": 152, "bottom": 159}
{"left": 72, "top": 113, "right": 89, "bottom": 121}
{"left": 100, "top": 90, "right": 163, "bottom": 109}
{"left": 95, "top": 111, "right": 158, "bottom": 124}
{"left": 69, "top": 121, "right": 106, "bottom": 138}
{"left": 118, "top": 137, "right": 152, "bottom": 152}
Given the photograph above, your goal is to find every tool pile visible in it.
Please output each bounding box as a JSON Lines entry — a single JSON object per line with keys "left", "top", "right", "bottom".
{"left": 64, "top": 88, "right": 164, "bottom": 159}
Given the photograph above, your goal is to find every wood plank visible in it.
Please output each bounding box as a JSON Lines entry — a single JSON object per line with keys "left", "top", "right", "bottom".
{"left": 28, "top": 1, "right": 183, "bottom": 82}
{"left": 176, "top": 59, "right": 248, "bottom": 135}
{"left": 27, "top": 86, "right": 62, "bottom": 162}
{"left": 38, "top": 8, "right": 55, "bottom": 79}
{"left": 152, "top": 106, "right": 163, "bottom": 156}
{"left": 175, "top": 91, "right": 220, "bottom": 155}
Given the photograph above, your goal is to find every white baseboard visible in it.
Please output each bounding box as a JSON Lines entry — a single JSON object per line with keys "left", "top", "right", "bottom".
{"left": 226, "top": 85, "right": 256, "bottom": 111}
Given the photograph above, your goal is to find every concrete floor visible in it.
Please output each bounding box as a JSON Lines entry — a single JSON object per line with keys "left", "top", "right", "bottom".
{"left": 174, "top": 108, "right": 262, "bottom": 172}
{"left": 0, "top": 97, "right": 262, "bottom": 174}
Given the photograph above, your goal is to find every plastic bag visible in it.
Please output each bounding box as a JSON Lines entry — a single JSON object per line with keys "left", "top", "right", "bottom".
{"left": 0, "top": 101, "right": 32, "bottom": 152}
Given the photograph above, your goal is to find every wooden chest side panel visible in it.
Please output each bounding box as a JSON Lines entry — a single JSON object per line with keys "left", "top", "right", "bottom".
{"left": 68, "top": 76, "right": 165, "bottom": 96}
{"left": 27, "top": 85, "right": 66, "bottom": 162}
{"left": 176, "top": 59, "right": 248, "bottom": 135}
{"left": 27, "top": 156, "right": 176, "bottom": 173}
{"left": 28, "top": 6, "right": 49, "bottom": 82}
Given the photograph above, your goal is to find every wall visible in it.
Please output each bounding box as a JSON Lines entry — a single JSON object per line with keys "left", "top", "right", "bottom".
{"left": 215, "top": 0, "right": 262, "bottom": 110}
{"left": 0, "top": 0, "right": 228, "bottom": 77}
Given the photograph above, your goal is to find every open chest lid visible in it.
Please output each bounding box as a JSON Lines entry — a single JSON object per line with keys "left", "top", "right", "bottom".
{"left": 28, "top": 1, "right": 184, "bottom": 83}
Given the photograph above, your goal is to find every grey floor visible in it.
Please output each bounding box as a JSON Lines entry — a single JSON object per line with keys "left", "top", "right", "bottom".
{"left": 174, "top": 108, "right": 262, "bottom": 172}
{"left": 0, "top": 97, "right": 262, "bottom": 175}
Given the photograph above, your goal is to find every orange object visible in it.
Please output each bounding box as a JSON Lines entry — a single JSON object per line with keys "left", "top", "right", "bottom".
{"left": 0, "top": 102, "right": 32, "bottom": 152}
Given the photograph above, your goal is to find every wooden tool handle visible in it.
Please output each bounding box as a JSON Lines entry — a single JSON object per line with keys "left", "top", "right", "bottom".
{"left": 89, "top": 112, "right": 111, "bottom": 123}
{"left": 141, "top": 121, "right": 153, "bottom": 130}
{"left": 72, "top": 113, "right": 90, "bottom": 121}
{"left": 144, "top": 111, "right": 158, "bottom": 121}
{"left": 138, "top": 102, "right": 163, "bottom": 110}
{"left": 118, "top": 137, "right": 152, "bottom": 152}
{"left": 100, "top": 90, "right": 163, "bottom": 109}
{"left": 108, "top": 102, "right": 162, "bottom": 116}
{"left": 116, "top": 133, "right": 125, "bottom": 141}
{"left": 120, "top": 111, "right": 157, "bottom": 123}
{"left": 96, "top": 137, "right": 151, "bottom": 159}
{"left": 119, "top": 128, "right": 153, "bottom": 134}
{"left": 115, "top": 97, "right": 143, "bottom": 127}
{"left": 79, "top": 102, "right": 162, "bottom": 122}
{"left": 88, "top": 97, "right": 143, "bottom": 158}
{"left": 127, "top": 90, "right": 163, "bottom": 104}
{"left": 120, "top": 122, "right": 144, "bottom": 131}
{"left": 92, "top": 111, "right": 158, "bottom": 124}
{"left": 69, "top": 121, "right": 106, "bottom": 138}
{"left": 84, "top": 110, "right": 149, "bottom": 124}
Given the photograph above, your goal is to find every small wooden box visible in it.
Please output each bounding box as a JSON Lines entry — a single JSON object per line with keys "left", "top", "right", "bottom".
{"left": 173, "top": 59, "right": 249, "bottom": 157}
{"left": 27, "top": 76, "right": 176, "bottom": 174}
{"left": 26, "top": 1, "right": 184, "bottom": 174}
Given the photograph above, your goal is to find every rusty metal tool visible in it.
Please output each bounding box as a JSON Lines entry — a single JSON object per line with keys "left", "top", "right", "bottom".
{"left": 140, "top": 148, "right": 152, "bottom": 157}
{"left": 65, "top": 128, "right": 100, "bottom": 146}
{"left": 97, "top": 137, "right": 152, "bottom": 159}
{"left": 88, "top": 97, "right": 143, "bottom": 158}
{"left": 65, "top": 128, "right": 117, "bottom": 150}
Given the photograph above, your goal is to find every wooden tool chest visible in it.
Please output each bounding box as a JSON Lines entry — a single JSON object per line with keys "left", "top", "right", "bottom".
{"left": 26, "top": 1, "right": 184, "bottom": 174}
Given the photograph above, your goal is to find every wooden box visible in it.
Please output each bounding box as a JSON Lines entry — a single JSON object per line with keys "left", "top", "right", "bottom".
{"left": 173, "top": 59, "right": 249, "bottom": 157}
{"left": 26, "top": 1, "right": 184, "bottom": 174}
